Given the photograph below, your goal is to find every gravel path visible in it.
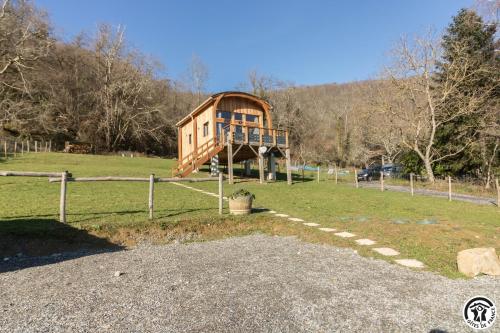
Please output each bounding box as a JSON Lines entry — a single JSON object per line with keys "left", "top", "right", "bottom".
{"left": 358, "top": 182, "right": 496, "bottom": 206}
{"left": 1, "top": 235, "right": 499, "bottom": 332}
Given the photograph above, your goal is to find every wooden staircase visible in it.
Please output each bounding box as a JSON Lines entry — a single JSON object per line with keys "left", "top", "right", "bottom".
{"left": 173, "top": 137, "right": 224, "bottom": 177}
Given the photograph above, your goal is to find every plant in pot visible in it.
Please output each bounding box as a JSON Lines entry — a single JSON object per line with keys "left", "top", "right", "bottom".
{"left": 228, "top": 189, "right": 255, "bottom": 215}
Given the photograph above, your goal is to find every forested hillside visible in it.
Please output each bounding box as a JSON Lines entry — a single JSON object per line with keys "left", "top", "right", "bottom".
{"left": 1, "top": 0, "right": 498, "bottom": 186}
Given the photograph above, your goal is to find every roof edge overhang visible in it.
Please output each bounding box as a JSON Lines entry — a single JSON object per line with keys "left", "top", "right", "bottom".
{"left": 175, "top": 91, "right": 271, "bottom": 128}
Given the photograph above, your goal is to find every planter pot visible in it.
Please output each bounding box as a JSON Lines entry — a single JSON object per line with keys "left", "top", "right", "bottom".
{"left": 228, "top": 195, "right": 253, "bottom": 215}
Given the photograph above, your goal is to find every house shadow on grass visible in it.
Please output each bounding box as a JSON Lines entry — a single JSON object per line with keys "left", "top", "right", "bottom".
{"left": 0, "top": 218, "right": 123, "bottom": 273}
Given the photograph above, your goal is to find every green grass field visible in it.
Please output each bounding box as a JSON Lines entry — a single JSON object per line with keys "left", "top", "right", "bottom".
{"left": 1, "top": 153, "right": 499, "bottom": 278}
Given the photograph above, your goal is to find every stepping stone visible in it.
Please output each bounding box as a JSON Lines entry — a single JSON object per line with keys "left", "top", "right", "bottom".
{"left": 373, "top": 247, "right": 400, "bottom": 256}
{"left": 303, "top": 222, "right": 320, "bottom": 227}
{"left": 288, "top": 217, "right": 304, "bottom": 222}
{"left": 395, "top": 259, "right": 425, "bottom": 268}
{"left": 417, "top": 219, "right": 438, "bottom": 225}
{"left": 334, "top": 232, "right": 356, "bottom": 238}
{"left": 268, "top": 210, "right": 277, "bottom": 214}
{"left": 355, "top": 238, "right": 376, "bottom": 246}
{"left": 318, "top": 227, "right": 336, "bottom": 232}
{"left": 274, "top": 214, "right": 289, "bottom": 218}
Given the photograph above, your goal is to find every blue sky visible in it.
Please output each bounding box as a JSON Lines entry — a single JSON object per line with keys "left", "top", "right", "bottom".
{"left": 37, "top": 0, "right": 473, "bottom": 92}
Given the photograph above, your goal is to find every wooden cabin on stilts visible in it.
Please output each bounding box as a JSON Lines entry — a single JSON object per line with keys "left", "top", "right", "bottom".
{"left": 174, "top": 91, "right": 292, "bottom": 185}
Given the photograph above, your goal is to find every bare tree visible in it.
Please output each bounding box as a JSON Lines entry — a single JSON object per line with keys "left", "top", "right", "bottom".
{"left": 187, "top": 53, "right": 208, "bottom": 104}
{"left": 0, "top": 0, "right": 51, "bottom": 88}
{"left": 384, "top": 32, "right": 495, "bottom": 182}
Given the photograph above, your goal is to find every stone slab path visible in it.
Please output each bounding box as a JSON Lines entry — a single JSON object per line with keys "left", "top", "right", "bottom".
{"left": 373, "top": 248, "right": 400, "bottom": 256}
{"left": 355, "top": 239, "right": 376, "bottom": 246}
{"left": 171, "top": 182, "right": 425, "bottom": 270}
{"left": 395, "top": 259, "right": 425, "bottom": 268}
{"left": 334, "top": 232, "right": 356, "bottom": 238}
{"left": 318, "top": 228, "right": 336, "bottom": 232}
{"left": 303, "top": 222, "right": 321, "bottom": 227}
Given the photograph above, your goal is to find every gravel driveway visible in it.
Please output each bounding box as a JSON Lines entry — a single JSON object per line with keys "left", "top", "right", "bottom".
{"left": 1, "top": 235, "right": 498, "bottom": 332}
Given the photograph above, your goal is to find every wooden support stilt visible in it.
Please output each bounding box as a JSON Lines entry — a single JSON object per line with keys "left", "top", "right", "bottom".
{"left": 227, "top": 143, "right": 234, "bottom": 185}
{"left": 285, "top": 148, "right": 292, "bottom": 185}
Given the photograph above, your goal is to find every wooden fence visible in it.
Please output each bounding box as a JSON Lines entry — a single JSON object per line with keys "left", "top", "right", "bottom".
{"left": 1, "top": 138, "right": 53, "bottom": 158}
{"left": 322, "top": 167, "right": 499, "bottom": 207}
{"left": 1, "top": 171, "right": 225, "bottom": 222}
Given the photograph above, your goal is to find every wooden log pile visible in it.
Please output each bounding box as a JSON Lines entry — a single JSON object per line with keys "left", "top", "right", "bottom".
{"left": 63, "top": 141, "right": 92, "bottom": 154}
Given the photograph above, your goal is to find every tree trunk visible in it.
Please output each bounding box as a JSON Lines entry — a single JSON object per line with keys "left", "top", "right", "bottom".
{"left": 423, "top": 158, "right": 435, "bottom": 183}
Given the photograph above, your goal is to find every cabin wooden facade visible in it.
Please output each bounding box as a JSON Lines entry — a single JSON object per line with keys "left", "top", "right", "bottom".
{"left": 174, "top": 91, "right": 291, "bottom": 184}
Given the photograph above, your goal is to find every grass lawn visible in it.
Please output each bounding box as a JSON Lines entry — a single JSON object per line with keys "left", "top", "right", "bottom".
{"left": 1, "top": 153, "right": 499, "bottom": 278}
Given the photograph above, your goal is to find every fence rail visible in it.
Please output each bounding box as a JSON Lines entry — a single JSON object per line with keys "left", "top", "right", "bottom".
{"left": 1, "top": 170, "right": 225, "bottom": 223}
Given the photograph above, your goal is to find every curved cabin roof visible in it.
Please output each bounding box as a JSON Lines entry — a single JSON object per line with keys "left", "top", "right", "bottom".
{"left": 175, "top": 91, "right": 272, "bottom": 128}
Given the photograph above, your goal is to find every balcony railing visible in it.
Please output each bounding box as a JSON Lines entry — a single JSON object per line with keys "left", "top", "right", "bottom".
{"left": 219, "top": 123, "right": 288, "bottom": 148}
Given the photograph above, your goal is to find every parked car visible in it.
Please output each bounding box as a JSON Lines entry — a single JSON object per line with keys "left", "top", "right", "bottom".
{"left": 357, "top": 165, "right": 382, "bottom": 181}
{"left": 382, "top": 164, "right": 403, "bottom": 178}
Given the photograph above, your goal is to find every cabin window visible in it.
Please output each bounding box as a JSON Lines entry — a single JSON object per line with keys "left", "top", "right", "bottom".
{"left": 188, "top": 134, "right": 192, "bottom": 144}
{"left": 234, "top": 113, "right": 243, "bottom": 121}
{"left": 216, "top": 110, "right": 231, "bottom": 120}
{"left": 203, "top": 122, "right": 209, "bottom": 137}
{"left": 246, "top": 115, "right": 258, "bottom": 123}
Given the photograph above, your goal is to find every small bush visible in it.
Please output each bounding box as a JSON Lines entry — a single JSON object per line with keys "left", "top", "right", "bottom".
{"left": 229, "top": 189, "right": 255, "bottom": 200}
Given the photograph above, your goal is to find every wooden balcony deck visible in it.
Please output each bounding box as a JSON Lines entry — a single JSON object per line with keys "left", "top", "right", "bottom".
{"left": 219, "top": 123, "right": 288, "bottom": 148}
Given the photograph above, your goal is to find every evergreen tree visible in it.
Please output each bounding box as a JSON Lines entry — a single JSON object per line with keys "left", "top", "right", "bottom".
{"left": 433, "top": 9, "right": 499, "bottom": 180}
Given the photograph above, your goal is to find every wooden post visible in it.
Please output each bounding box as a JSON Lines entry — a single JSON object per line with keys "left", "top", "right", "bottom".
{"left": 3, "top": 141, "right": 7, "bottom": 158}
{"left": 149, "top": 174, "right": 154, "bottom": 220}
{"left": 448, "top": 176, "right": 452, "bottom": 201}
{"left": 21, "top": 141, "right": 24, "bottom": 155}
{"left": 14, "top": 141, "right": 17, "bottom": 157}
{"left": 354, "top": 169, "right": 358, "bottom": 188}
{"left": 27, "top": 140, "right": 30, "bottom": 153}
{"left": 227, "top": 143, "right": 234, "bottom": 185}
{"left": 380, "top": 171, "right": 384, "bottom": 192}
{"left": 335, "top": 165, "right": 338, "bottom": 184}
{"left": 285, "top": 148, "right": 292, "bottom": 185}
{"left": 59, "top": 171, "right": 68, "bottom": 223}
{"left": 35, "top": 141, "right": 38, "bottom": 153}
{"left": 258, "top": 153, "right": 264, "bottom": 184}
{"left": 495, "top": 178, "right": 499, "bottom": 208}
{"left": 45, "top": 141, "right": 48, "bottom": 152}
{"left": 317, "top": 166, "right": 320, "bottom": 183}
{"left": 218, "top": 172, "right": 223, "bottom": 215}
{"left": 410, "top": 173, "right": 414, "bottom": 197}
